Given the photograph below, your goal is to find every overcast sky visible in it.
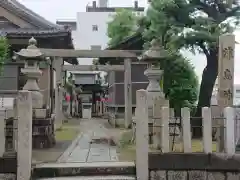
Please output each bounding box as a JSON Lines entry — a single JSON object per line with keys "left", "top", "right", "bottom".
{"left": 17, "top": 0, "right": 240, "bottom": 84}
{"left": 18, "top": 0, "right": 147, "bottom": 22}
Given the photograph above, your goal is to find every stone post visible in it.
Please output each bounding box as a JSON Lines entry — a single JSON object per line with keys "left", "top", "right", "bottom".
{"left": 161, "top": 107, "right": 170, "bottom": 152}
{"left": 181, "top": 107, "right": 191, "bottom": 152}
{"left": 124, "top": 58, "right": 132, "bottom": 128}
{"left": 136, "top": 89, "right": 149, "bottom": 180}
{"left": 202, "top": 107, "right": 212, "bottom": 153}
{"left": 153, "top": 96, "right": 169, "bottom": 150}
{"left": 17, "top": 90, "right": 32, "bottom": 180}
{"left": 224, "top": 107, "right": 235, "bottom": 155}
{"left": 54, "top": 58, "right": 63, "bottom": 129}
{"left": 217, "top": 33, "right": 235, "bottom": 152}
{"left": 0, "top": 108, "right": 5, "bottom": 157}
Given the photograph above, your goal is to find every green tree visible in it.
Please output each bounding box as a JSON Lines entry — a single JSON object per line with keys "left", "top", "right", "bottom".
{"left": 107, "top": 8, "right": 199, "bottom": 114}
{"left": 162, "top": 54, "right": 198, "bottom": 115}
{"left": 107, "top": 9, "right": 138, "bottom": 46}
{"left": 0, "top": 37, "right": 9, "bottom": 74}
{"left": 145, "top": 0, "right": 240, "bottom": 137}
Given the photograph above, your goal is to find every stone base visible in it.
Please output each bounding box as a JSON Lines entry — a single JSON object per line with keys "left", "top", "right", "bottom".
{"left": 32, "top": 118, "right": 55, "bottom": 149}
{"left": 5, "top": 110, "right": 55, "bottom": 149}
{"left": 5, "top": 119, "right": 16, "bottom": 151}
{"left": 32, "top": 162, "right": 135, "bottom": 178}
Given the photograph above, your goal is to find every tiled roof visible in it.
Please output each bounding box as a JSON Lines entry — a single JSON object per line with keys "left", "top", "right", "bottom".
{"left": 0, "top": 0, "right": 78, "bottom": 65}
{"left": 0, "top": 28, "right": 71, "bottom": 37}
{"left": 1, "top": 0, "right": 62, "bottom": 29}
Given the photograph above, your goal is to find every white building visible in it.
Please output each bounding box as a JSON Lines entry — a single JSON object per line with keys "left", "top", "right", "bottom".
{"left": 58, "top": 0, "right": 145, "bottom": 65}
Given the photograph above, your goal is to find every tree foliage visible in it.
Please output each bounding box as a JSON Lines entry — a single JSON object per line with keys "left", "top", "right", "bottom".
{"left": 107, "top": 9, "right": 138, "bottom": 46}
{"left": 145, "top": 0, "right": 240, "bottom": 136}
{"left": 162, "top": 54, "right": 198, "bottom": 112}
{"left": 0, "top": 37, "right": 9, "bottom": 74}
{"left": 106, "top": 8, "right": 199, "bottom": 111}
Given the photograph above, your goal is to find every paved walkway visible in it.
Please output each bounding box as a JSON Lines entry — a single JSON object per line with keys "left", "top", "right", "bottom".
{"left": 57, "top": 118, "right": 119, "bottom": 163}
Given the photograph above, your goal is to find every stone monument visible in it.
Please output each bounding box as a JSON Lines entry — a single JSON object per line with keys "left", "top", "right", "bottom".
{"left": 217, "top": 33, "right": 235, "bottom": 152}
{"left": 14, "top": 37, "right": 55, "bottom": 148}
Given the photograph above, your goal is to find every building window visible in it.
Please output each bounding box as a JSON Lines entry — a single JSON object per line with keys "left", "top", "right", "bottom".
{"left": 92, "top": 25, "right": 98, "bottom": 31}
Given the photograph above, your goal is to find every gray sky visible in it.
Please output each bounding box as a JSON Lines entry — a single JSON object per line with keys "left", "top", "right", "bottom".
{"left": 18, "top": 0, "right": 147, "bottom": 22}
{"left": 18, "top": 0, "right": 240, "bottom": 84}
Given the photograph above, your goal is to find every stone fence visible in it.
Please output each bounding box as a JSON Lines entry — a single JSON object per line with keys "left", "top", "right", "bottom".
{"left": 135, "top": 89, "right": 240, "bottom": 180}
{"left": 0, "top": 91, "right": 32, "bottom": 180}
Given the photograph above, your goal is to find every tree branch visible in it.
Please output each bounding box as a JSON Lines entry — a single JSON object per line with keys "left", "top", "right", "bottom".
{"left": 191, "top": 0, "right": 218, "bottom": 19}
{"left": 224, "top": 6, "right": 240, "bottom": 19}
{"left": 215, "top": 0, "right": 227, "bottom": 14}
{"left": 198, "top": 41, "right": 209, "bottom": 57}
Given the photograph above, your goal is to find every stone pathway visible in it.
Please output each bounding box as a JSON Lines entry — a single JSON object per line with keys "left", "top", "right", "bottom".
{"left": 57, "top": 119, "right": 118, "bottom": 163}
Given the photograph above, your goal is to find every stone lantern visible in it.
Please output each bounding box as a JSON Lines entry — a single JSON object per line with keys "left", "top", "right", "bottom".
{"left": 14, "top": 37, "right": 44, "bottom": 109}
{"left": 140, "top": 39, "right": 169, "bottom": 112}
{"left": 14, "top": 37, "right": 55, "bottom": 148}
{"left": 139, "top": 39, "right": 169, "bottom": 144}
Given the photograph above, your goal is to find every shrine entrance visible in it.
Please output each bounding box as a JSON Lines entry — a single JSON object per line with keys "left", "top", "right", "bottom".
{"left": 44, "top": 47, "right": 136, "bottom": 129}
{"left": 11, "top": 37, "right": 137, "bottom": 180}
{"left": 62, "top": 64, "right": 124, "bottom": 119}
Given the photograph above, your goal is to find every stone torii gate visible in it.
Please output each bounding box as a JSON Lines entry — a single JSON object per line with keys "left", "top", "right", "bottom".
{"left": 40, "top": 48, "right": 137, "bottom": 128}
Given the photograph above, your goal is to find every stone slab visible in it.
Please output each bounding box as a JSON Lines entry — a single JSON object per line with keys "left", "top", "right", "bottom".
{"left": 57, "top": 134, "right": 83, "bottom": 163}
{"left": 87, "top": 147, "right": 111, "bottom": 162}
{"left": 67, "top": 148, "right": 89, "bottom": 163}
{"left": 35, "top": 162, "right": 135, "bottom": 168}
{"left": 77, "top": 137, "right": 92, "bottom": 149}
{"left": 37, "top": 175, "right": 136, "bottom": 180}
{"left": 32, "top": 162, "right": 136, "bottom": 178}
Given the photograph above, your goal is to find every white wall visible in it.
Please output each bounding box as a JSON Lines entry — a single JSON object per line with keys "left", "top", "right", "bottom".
{"left": 76, "top": 11, "right": 114, "bottom": 65}
{"left": 76, "top": 10, "right": 144, "bottom": 65}
{"left": 71, "top": 30, "right": 80, "bottom": 49}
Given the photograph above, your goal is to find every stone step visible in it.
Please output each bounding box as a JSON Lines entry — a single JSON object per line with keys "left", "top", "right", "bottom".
{"left": 32, "top": 162, "right": 136, "bottom": 178}
{"left": 37, "top": 175, "right": 136, "bottom": 180}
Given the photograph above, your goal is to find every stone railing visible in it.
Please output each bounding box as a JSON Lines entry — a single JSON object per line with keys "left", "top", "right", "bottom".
{"left": 134, "top": 89, "right": 239, "bottom": 180}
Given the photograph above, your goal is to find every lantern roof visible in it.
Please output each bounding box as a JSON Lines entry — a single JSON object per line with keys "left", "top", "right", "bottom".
{"left": 14, "top": 37, "right": 44, "bottom": 60}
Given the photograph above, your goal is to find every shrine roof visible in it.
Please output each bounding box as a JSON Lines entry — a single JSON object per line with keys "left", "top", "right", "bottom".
{"left": 0, "top": 1, "right": 78, "bottom": 64}
{"left": 98, "top": 31, "right": 143, "bottom": 64}
{"left": 0, "top": 28, "right": 71, "bottom": 37}
{"left": 0, "top": 0, "right": 62, "bottom": 29}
